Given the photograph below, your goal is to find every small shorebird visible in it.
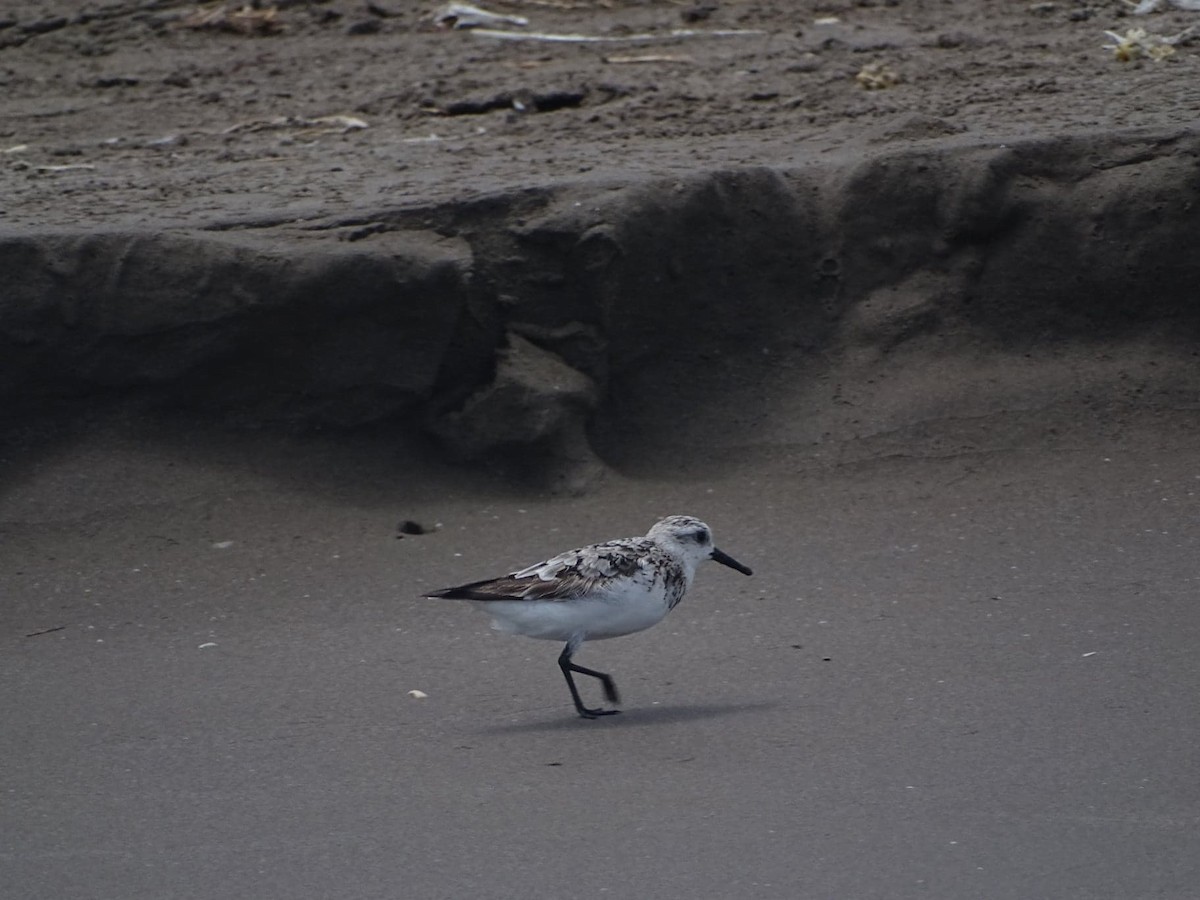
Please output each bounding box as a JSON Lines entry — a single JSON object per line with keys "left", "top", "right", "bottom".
{"left": 423, "top": 515, "right": 753, "bottom": 718}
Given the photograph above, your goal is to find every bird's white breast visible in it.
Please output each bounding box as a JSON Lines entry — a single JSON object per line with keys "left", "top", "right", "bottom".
{"left": 483, "top": 566, "right": 677, "bottom": 642}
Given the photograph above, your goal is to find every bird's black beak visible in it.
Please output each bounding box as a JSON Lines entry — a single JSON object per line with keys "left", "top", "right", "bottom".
{"left": 711, "top": 547, "right": 753, "bottom": 576}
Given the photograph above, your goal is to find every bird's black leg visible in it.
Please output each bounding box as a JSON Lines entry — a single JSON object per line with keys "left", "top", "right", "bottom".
{"left": 558, "top": 643, "right": 620, "bottom": 719}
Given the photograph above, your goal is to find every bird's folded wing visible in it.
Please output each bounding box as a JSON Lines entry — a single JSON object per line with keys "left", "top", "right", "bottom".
{"left": 426, "top": 539, "right": 651, "bottom": 602}
{"left": 424, "top": 571, "right": 594, "bottom": 602}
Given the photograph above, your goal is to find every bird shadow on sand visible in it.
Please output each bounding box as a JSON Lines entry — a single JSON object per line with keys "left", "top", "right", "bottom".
{"left": 476, "top": 700, "right": 777, "bottom": 735}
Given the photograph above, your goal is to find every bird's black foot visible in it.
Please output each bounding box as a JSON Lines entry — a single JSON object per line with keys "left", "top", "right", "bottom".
{"left": 597, "top": 675, "right": 620, "bottom": 705}
{"left": 577, "top": 706, "right": 621, "bottom": 720}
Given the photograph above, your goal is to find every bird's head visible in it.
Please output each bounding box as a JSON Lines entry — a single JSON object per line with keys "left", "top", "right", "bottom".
{"left": 646, "top": 515, "right": 753, "bottom": 576}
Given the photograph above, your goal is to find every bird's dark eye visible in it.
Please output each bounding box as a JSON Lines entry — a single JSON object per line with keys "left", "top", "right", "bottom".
{"left": 693, "top": 529, "right": 709, "bottom": 543}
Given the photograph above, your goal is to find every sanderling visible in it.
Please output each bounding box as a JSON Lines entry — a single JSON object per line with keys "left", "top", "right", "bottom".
{"left": 423, "top": 515, "right": 752, "bottom": 719}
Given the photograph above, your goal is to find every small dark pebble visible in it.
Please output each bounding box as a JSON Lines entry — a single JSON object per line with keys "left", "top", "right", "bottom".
{"left": 366, "top": 1, "right": 400, "bottom": 17}
{"left": 680, "top": 4, "right": 717, "bottom": 23}
{"left": 397, "top": 520, "right": 428, "bottom": 536}
{"left": 822, "top": 657, "right": 832, "bottom": 662}
{"left": 346, "top": 18, "right": 382, "bottom": 35}
{"left": 528, "top": 89, "right": 586, "bottom": 113}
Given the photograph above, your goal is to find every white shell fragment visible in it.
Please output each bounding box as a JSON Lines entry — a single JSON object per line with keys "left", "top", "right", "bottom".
{"left": 435, "top": 3, "right": 528, "bottom": 30}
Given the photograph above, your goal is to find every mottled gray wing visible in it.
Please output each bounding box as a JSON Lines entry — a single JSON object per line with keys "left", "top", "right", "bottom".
{"left": 424, "top": 538, "right": 652, "bottom": 602}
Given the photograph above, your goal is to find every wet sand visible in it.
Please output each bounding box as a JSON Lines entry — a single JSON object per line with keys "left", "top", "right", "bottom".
{"left": 3, "top": 407, "right": 1199, "bottom": 899}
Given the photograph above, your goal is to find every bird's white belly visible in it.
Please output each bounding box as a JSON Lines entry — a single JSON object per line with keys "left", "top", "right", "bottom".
{"left": 482, "top": 594, "right": 670, "bottom": 642}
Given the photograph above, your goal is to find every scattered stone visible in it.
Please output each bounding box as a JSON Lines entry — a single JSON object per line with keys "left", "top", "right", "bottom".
{"left": 366, "top": 1, "right": 401, "bottom": 17}
{"left": 680, "top": 4, "right": 717, "bottom": 23}
{"left": 441, "top": 88, "right": 586, "bottom": 116}
{"left": 90, "top": 75, "right": 140, "bottom": 89}
{"left": 345, "top": 19, "right": 382, "bottom": 36}
{"left": 180, "top": 4, "right": 283, "bottom": 35}
{"left": 856, "top": 62, "right": 900, "bottom": 89}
